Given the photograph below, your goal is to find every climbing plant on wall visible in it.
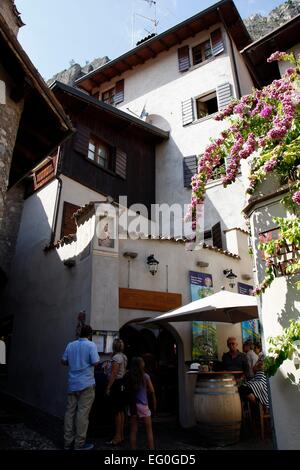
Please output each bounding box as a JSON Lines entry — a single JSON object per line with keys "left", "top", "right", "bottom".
{"left": 187, "top": 51, "right": 300, "bottom": 295}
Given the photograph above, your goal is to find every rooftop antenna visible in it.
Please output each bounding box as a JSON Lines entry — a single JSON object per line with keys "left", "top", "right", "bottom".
{"left": 132, "top": 0, "right": 159, "bottom": 46}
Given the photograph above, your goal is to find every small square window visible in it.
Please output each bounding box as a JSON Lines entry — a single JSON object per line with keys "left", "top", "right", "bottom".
{"left": 192, "top": 39, "right": 212, "bottom": 66}
{"left": 196, "top": 92, "right": 218, "bottom": 119}
{"left": 102, "top": 87, "right": 115, "bottom": 105}
{"left": 88, "top": 137, "right": 110, "bottom": 169}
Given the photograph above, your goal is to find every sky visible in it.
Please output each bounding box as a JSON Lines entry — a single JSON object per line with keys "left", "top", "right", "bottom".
{"left": 15, "top": 0, "right": 285, "bottom": 81}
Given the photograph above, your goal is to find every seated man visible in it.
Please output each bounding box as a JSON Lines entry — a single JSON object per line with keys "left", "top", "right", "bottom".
{"left": 239, "top": 358, "right": 269, "bottom": 407}
{"left": 222, "top": 336, "right": 248, "bottom": 375}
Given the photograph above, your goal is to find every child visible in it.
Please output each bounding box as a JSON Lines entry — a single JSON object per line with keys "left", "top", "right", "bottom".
{"left": 127, "top": 356, "right": 156, "bottom": 450}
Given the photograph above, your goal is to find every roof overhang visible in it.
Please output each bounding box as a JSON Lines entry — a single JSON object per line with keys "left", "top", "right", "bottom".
{"left": 241, "top": 14, "right": 300, "bottom": 88}
{"left": 76, "top": 0, "right": 251, "bottom": 92}
{"left": 51, "top": 81, "right": 169, "bottom": 143}
{"left": 0, "top": 13, "right": 74, "bottom": 187}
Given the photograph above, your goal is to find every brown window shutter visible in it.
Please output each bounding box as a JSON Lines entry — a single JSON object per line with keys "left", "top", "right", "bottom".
{"left": 212, "top": 222, "right": 223, "bottom": 249}
{"left": 61, "top": 202, "right": 81, "bottom": 238}
{"left": 115, "top": 148, "right": 127, "bottom": 179}
{"left": 211, "top": 28, "right": 224, "bottom": 56}
{"left": 114, "top": 79, "right": 124, "bottom": 104}
{"left": 33, "top": 157, "right": 56, "bottom": 190}
{"left": 183, "top": 155, "right": 197, "bottom": 188}
{"left": 73, "top": 124, "right": 90, "bottom": 156}
{"left": 178, "top": 46, "right": 190, "bottom": 72}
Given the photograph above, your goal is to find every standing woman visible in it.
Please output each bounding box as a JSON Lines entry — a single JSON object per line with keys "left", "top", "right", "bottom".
{"left": 105, "top": 338, "right": 128, "bottom": 445}
{"left": 128, "top": 357, "right": 156, "bottom": 450}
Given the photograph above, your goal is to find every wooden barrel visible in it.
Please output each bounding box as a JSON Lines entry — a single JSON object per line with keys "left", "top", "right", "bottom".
{"left": 194, "top": 373, "right": 242, "bottom": 446}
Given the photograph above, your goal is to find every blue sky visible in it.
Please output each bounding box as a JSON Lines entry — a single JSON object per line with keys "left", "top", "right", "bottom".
{"left": 15, "top": 0, "right": 285, "bottom": 80}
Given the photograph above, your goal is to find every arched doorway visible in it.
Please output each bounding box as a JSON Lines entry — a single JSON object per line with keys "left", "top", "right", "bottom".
{"left": 120, "top": 321, "right": 179, "bottom": 419}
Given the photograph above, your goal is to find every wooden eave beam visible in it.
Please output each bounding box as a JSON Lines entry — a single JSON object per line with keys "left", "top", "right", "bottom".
{"left": 146, "top": 45, "right": 157, "bottom": 58}
{"left": 133, "top": 53, "right": 145, "bottom": 65}
{"left": 158, "top": 38, "right": 170, "bottom": 50}
{"left": 121, "top": 59, "right": 133, "bottom": 70}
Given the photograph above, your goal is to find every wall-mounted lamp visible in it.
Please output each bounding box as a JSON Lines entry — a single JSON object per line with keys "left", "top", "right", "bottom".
{"left": 196, "top": 260, "right": 209, "bottom": 268}
{"left": 147, "top": 254, "right": 159, "bottom": 276}
{"left": 123, "top": 252, "right": 138, "bottom": 259}
{"left": 223, "top": 268, "right": 237, "bottom": 288}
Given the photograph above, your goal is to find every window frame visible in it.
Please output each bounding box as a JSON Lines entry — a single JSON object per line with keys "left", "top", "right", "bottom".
{"left": 102, "top": 86, "right": 115, "bottom": 105}
{"left": 88, "top": 136, "right": 112, "bottom": 170}
{"left": 195, "top": 91, "right": 218, "bottom": 120}
{"left": 192, "top": 39, "right": 213, "bottom": 66}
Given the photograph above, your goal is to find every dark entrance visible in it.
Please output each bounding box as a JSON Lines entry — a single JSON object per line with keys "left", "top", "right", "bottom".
{"left": 120, "top": 322, "right": 178, "bottom": 418}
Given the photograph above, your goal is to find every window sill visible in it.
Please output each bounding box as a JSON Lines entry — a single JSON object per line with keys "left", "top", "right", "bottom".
{"left": 191, "top": 112, "right": 219, "bottom": 126}
{"left": 190, "top": 55, "right": 216, "bottom": 71}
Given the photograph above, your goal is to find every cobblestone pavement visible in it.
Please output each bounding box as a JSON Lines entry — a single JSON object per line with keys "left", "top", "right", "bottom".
{"left": 0, "top": 392, "right": 273, "bottom": 451}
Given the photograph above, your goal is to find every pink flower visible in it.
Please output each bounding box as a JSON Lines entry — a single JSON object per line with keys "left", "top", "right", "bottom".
{"left": 260, "top": 105, "right": 273, "bottom": 118}
{"left": 264, "top": 157, "right": 277, "bottom": 173}
{"left": 267, "top": 51, "right": 287, "bottom": 63}
{"left": 292, "top": 191, "right": 300, "bottom": 205}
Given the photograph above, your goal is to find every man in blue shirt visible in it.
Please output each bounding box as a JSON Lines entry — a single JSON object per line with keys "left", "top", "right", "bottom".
{"left": 62, "top": 324, "right": 99, "bottom": 450}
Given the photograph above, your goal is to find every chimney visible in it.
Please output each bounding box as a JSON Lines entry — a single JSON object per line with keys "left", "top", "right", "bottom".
{"left": 0, "top": 1, "right": 24, "bottom": 37}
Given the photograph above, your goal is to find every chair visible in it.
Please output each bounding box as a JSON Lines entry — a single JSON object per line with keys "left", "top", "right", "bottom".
{"left": 259, "top": 403, "right": 270, "bottom": 440}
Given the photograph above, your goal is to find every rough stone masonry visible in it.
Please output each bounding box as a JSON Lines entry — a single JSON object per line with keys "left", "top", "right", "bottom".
{"left": 0, "top": 76, "right": 24, "bottom": 277}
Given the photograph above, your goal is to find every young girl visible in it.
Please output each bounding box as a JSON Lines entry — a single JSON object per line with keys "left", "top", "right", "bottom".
{"left": 127, "top": 356, "right": 156, "bottom": 450}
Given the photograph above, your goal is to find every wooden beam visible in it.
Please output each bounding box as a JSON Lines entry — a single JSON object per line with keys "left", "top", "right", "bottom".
{"left": 158, "top": 38, "right": 170, "bottom": 50}
{"left": 120, "top": 59, "right": 133, "bottom": 70}
{"left": 133, "top": 53, "right": 145, "bottom": 65}
{"left": 146, "top": 45, "right": 157, "bottom": 58}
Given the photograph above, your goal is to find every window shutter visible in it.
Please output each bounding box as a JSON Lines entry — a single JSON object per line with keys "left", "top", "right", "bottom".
{"left": 73, "top": 124, "right": 90, "bottom": 156}
{"left": 115, "top": 148, "right": 127, "bottom": 179}
{"left": 183, "top": 155, "right": 197, "bottom": 188}
{"left": 216, "top": 82, "right": 232, "bottom": 111}
{"left": 114, "top": 79, "right": 124, "bottom": 104}
{"left": 178, "top": 46, "right": 190, "bottom": 72}
{"left": 61, "top": 202, "right": 81, "bottom": 238}
{"left": 33, "top": 156, "right": 57, "bottom": 190}
{"left": 181, "top": 98, "right": 194, "bottom": 126}
{"left": 211, "top": 28, "right": 224, "bottom": 56}
{"left": 212, "top": 222, "right": 223, "bottom": 249}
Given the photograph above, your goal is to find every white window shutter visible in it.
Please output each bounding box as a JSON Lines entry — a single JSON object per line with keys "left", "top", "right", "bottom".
{"left": 216, "top": 83, "right": 232, "bottom": 111}
{"left": 181, "top": 98, "right": 194, "bottom": 126}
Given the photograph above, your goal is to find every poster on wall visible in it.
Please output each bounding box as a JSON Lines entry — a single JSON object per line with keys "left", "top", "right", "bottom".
{"left": 238, "top": 282, "right": 261, "bottom": 343}
{"left": 190, "top": 271, "right": 218, "bottom": 361}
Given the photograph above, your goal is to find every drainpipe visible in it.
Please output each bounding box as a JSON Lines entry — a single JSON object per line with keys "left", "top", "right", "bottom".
{"left": 49, "top": 147, "right": 63, "bottom": 246}
{"left": 217, "top": 7, "right": 242, "bottom": 99}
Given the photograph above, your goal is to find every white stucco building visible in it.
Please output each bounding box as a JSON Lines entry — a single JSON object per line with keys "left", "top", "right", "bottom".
{"left": 2, "top": 0, "right": 259, "bottom": 433}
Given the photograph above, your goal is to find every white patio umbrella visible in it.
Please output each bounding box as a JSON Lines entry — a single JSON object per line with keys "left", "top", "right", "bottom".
{"left": 142, "top": 290, "right": 258, "bottom": 324}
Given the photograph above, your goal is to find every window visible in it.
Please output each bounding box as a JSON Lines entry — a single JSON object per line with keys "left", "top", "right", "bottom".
{"left": 102, "top": 87, "right": 115, "bottom": 105}
{"left": 101, "top": 79, "right": 124, "bottom": 106}
{"left": 204, "top": 222, "right": 223, "bottom": 249}
{"left": 88, "top": 137, "right": 110, "bottom": 169}
{"left": 192, "top": 40, "right": 212, "bottom": 65}
{"left": 196, "top": 92, "right": 218, "bottom": 119}
{"left": 181, "top": 83, "right": 232, "bottom": 126}
{"left": 61, "top": 202, "right": 80, "bottom": 238}
{"left": 177, "top": 28, "right": 224, "bottom": 72}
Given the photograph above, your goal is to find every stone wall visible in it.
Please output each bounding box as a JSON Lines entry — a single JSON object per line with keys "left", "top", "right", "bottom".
{"left": 0, "top": 1, "right": 21, "bottom": 37}
{"left": 0, "top": 67, "right": 24, "bottom": 279}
